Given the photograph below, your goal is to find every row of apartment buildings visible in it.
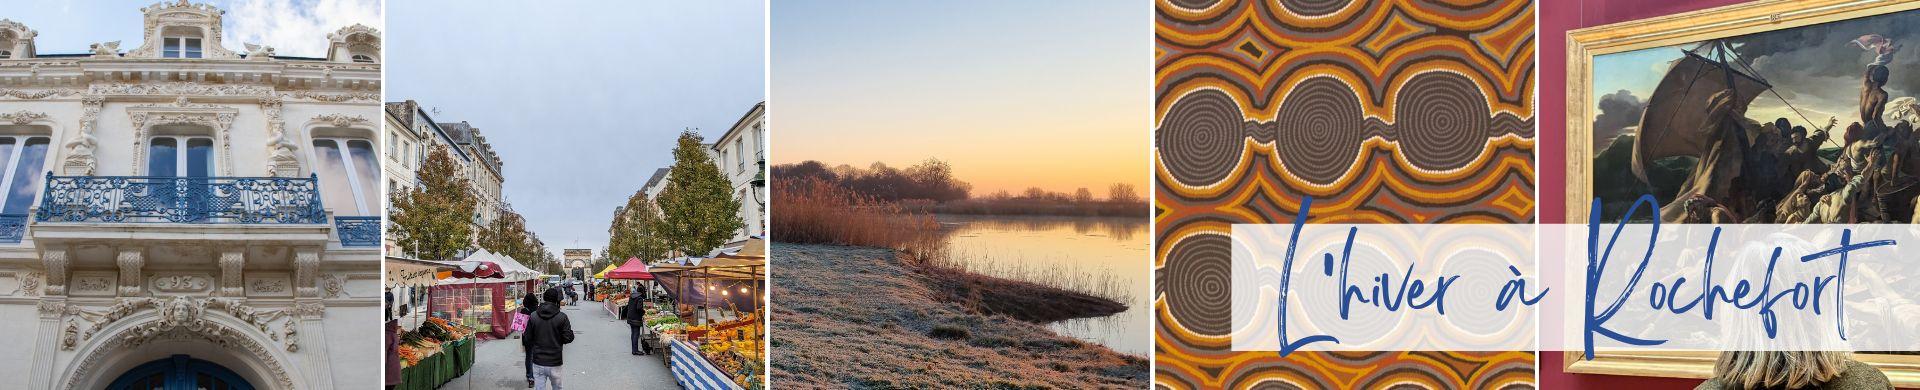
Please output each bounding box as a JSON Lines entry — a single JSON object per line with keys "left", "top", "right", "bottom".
{"left": 380, "top": 100, "right": 507, "bottom": 259}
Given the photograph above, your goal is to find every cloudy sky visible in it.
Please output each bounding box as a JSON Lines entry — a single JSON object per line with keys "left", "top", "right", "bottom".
{"left": 386, "top": 1, "right": 765, "bottom": 259}
{"left": 11, "top": 0, "right": 381, "bottom": 57}
{"left": 1592, "top": 10, "right": 1920, "bottom": 149}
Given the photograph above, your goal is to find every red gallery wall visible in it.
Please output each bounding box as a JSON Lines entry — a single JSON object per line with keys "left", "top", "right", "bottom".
{"left": 1539, "top": 0, "right": 1742, "bottom": 388}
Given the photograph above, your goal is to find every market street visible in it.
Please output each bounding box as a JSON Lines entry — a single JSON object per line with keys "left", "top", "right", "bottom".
{"left": 442, "top": 300, "right": 678, "bottom": 389}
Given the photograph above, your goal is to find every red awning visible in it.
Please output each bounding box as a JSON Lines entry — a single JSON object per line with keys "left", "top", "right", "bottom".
{"left": 605, "top": 257, "right": 655, "bottom": 280}
{"left": 442, "top": 261, "right": 503, "bottom": 279}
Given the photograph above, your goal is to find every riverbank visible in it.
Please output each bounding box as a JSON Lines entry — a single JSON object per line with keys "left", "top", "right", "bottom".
{"left": 770, "top": 244, "right": 1146, "bottom": 389}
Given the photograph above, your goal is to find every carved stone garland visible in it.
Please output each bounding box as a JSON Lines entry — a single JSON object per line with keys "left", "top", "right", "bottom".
{"left": 0, "top": 109, "right": 48, "bottom": 125}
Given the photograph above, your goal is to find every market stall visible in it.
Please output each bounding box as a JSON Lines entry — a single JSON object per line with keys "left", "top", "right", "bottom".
{"left": 385, "top": 257, "right": 476, "bottom": 390}
{"left": 601, "top": 258, "right": 655, "bottom": 317}
{"left": 591, "top": 263, "right": 620, "bottom": 300}
{"left": 651, "top": 236, "right": 765, "bottom": 390}
{"left": 429, "top": 249, "right": 542, "bottom": 339}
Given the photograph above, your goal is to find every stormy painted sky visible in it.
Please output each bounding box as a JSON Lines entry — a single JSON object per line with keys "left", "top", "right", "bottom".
{"left": 1591, "top": 10, "right": 1920, "bottom": 150}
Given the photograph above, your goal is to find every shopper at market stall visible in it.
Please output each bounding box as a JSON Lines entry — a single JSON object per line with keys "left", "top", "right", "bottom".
{"left": 623, "top": 287, "right": 650, "bottom": 355}
{"left": 518, "top": 292, "right": 541, "bottom": 388}
{"left": 525, "top": 287, "right": 576, "bottom": 390}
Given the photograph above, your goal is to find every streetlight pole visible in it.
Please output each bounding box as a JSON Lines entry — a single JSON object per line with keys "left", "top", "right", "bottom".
{"left": 748, "top": 159, "right": 766, "bottom": 206}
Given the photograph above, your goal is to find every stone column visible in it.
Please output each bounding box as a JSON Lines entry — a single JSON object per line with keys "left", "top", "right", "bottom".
{"left": 116, "top": 248, "right": 143, "bottom": 297}
{"left": 28, "top": 298, "right": 64, "bottom": 389}
{"left": 218, "top": 248, "right": 244, "bottom": 297}
{"left": 293, "top": 300, "right": 333, "bottom": 388}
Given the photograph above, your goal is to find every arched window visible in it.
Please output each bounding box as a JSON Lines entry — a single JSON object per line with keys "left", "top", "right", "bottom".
{"left": 107, "top": 355, "right": 253, "bottom": 390}
{"left": 351, "top": 54, "right": 374, "bottom": 63}
{"left": 0, "top": 50, "right": 11, "bottom": 59}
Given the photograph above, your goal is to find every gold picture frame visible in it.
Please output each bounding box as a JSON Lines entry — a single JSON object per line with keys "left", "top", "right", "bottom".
{"left": 1564, "top": 0, "right": 1920, "bottom": 386}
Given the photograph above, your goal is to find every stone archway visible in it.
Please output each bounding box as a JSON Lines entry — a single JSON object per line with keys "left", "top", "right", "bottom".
{"left": 59, "top": 297, "right": 300, "bottom": 390}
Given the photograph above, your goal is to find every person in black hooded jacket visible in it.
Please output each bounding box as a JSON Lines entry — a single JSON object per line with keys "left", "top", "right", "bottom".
{"left": 518, "top": 292, "right": 539, "bottom": 388}
{"left": 621, "top": 287, "right": 648, "bottom": 355}
{"left": 523, "top": 287, "right": 573, "bottom": 390}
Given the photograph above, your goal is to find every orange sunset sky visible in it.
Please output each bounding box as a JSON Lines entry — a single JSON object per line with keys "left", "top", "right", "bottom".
{"left": 768, "top": 2, "right": 1148, "bottom": 197}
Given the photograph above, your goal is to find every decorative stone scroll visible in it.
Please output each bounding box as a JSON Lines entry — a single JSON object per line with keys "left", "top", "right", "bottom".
{"left": 148, "top": 274, "right": 211, "bottom": 294}
{"left": 115, "top": 249, "right": 143, "bottom": 296}
{"left": 310, "top": 113, "right": 370, "bottom": 128}
{"left": 88, "top": 82, "right": 271, "bottom": 97}
{"left": 217, "top": 249, "right": 243, "bottom": 296}
{"left": 0, "top": 110, "right": 48, "bottom": 125}
{"left": 42, "top": 247, "right": 67, "bottom": 295}
{"left": 281, "top": 90, "right": 378, "bottom": 103}
{"left": 0, "top": 88, "right": 79, "bottom": 100}
{"left": 247, "top": 277, "right": 287, "bottom": 295}
{"left": 293, "top": 249, "right": 319, "bottom": 298}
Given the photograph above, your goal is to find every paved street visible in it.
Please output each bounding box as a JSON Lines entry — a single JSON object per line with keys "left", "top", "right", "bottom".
{"left": 443, "top": 300, "right": 678, "bottom": 389}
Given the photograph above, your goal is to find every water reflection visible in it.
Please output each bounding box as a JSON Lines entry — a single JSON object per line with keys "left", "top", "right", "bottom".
{"left": 931, "top": 214, "right": 1150, "bottom": 356}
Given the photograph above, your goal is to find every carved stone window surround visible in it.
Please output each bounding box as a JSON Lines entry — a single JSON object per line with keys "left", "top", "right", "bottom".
{"left": 126, "top": 98, "right": 237, "bottom": 176}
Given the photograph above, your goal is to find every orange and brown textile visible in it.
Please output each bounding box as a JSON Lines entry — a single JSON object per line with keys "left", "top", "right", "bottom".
{"left": 1154, "top": 0, "right": 1536, "bottom": 388}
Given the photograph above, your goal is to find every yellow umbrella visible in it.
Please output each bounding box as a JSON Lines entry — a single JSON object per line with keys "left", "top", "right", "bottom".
{"left": 592, "top": 263, "right": 618, "bottom": 279}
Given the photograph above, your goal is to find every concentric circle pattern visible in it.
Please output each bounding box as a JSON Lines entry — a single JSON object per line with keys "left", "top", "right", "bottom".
{"left": 1155, "top": 0, "right": 1537, "bottom": 388}
{"left": 1278, "top": 0, "right": 1354, "bottom": 17}
{"left": 1397, "top": 71, "right": 1494, "bottom": 170}
{"left": 1161, "top": 234, "right": 1234, "bottom": 335}
{"left": 1273, "top": 77, "right": 1367, "bottom": 184}
{"left": 1159, "top": 90, "right": 1251, "bottom": 186}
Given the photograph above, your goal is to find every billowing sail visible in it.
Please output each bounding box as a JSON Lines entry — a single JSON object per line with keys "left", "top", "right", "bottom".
{"left": 1629, "top": 50, "right": 1772, "bottom": 183}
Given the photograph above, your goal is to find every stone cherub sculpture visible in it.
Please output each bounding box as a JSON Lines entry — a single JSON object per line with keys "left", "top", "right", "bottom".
{"left": 244, "top": 43, "right": 276, "bottom": 60}
{"left": 89, "top": 41, "right": 119, "bottom": 57}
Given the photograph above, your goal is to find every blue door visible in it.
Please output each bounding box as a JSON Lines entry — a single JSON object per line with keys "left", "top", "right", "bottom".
{"left": 107, "top": 354, "right": 254, "bottom": 390}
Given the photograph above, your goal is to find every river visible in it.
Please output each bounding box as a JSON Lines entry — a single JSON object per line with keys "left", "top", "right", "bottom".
{"left": 932, "top": 214, "right": 1150, "bottom": 356}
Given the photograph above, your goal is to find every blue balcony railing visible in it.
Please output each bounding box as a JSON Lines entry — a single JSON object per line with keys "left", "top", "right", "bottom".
{"left": 34, "top": 174, "right": 326, "bottom": 224}
{"left": 0, "top": 214, "right": 24, "bottom": 243}
{"left": 334, "top": 216, "right": 380, "bottom": 247}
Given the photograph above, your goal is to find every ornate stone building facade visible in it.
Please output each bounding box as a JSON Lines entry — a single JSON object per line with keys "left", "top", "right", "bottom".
{"left": 0, "top": 2, "right": 382, "bottom": 388}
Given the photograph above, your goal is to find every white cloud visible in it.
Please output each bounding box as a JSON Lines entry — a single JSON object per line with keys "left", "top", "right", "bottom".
{"left": 220, "top": 0, "right": 382, "bottom": 58}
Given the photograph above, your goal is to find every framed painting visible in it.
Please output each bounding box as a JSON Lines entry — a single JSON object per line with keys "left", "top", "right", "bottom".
{"left": 1565, "top": 0, "right": 1920, "bottom": 386}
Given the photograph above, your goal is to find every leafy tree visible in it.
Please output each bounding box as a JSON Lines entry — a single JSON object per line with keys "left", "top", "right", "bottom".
{"left": 389, "top": 145, "right": 477, "bottom": 260}
{"left": 607, "top": 190, "right": 670, "bottom": 263}
{"left": 1109, "top": 183, "right": 1141, "bottom": 204}
{"left": 1074, "top": 187, "right": 1095, "bottom": 203}
{"left": 477, "top": 203, "right": 548, "bottom": 268}
{"left": 657, "top": 131, "right": 746, "bottom": 256}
